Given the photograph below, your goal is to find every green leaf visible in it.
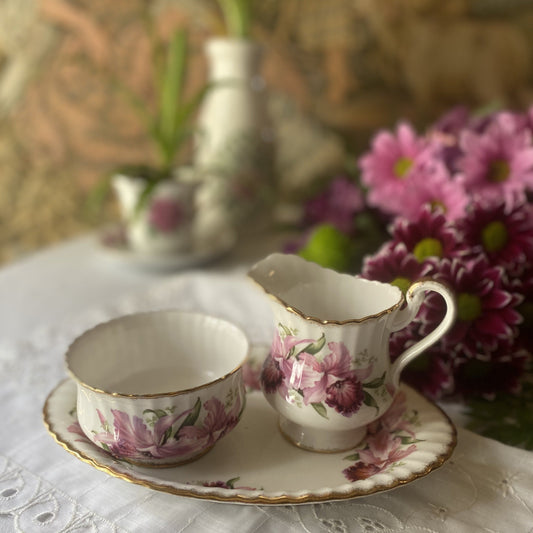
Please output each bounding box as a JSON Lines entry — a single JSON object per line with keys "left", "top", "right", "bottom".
{"left": 175, "top": 397, "right": 202, "bottom": 438}
{"left": 399, "top": 436, "right": 422, "bottom": 445}
{"left": 143, "top": 408, "right": 168, "bottom": 419}
{"left": 278, "top": 323, "right": 294, "bottom": 338}
{"left": 465, "top": 377, "right": 533, "bottom": 450}
{"left": 298, "top": 334, "right": 326, "bottom": 356}
{"left": 226, "top": 477, "right": 240, "bottom": 489}
{"left": 157, "top": 28, "right": 187, "bottom": 168}
{"left": 363, "top": 391, "right": 379, "bottom": 412}
{"left": 343, "top": 452, "right": 360, "bottom": 461}
{"left": 217, "top": 0, "right": 253, "bottom": 38}
{"left": 311, "top": 402, "right": 329, "bottom": 419}
{"left": 364, "top": 372, "right": 387, "bottom": 389}
{"left": 134, "top": 179, "right": 159, "bottom": 218}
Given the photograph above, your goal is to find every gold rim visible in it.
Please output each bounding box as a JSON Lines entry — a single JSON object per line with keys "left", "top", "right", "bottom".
{"left": 43, "top": 379, "right": 457, "bottom": 505}
{"left": 65, "top": 310, "right": 249, "bottom": 398}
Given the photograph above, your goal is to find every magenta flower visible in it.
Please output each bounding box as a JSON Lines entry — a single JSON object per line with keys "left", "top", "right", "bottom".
{"left": 457, "top": 198, "right": 533, "bottom": 274}
{"left": 303, "top": 176, "right": 364, "bottom": 234}
{"left": 457, "top": 113, "right": 533, "bottom": 206}
{"left": 361, "top": 241, "right": 432, "bottom": 294}
{"left": 420, "top": 257, "right": 523, "bottom": 357}
{"left": 511, "top": 264, "right": 533, "bottom": 353}
{"left": 389, "top": 207, "right": 465, "bottom": 263}
{"left": 325, "top": 374, "right": 364, "bottom": 415}
{"left": 453, "top": 346, "right": 529, "bottom": 399}
{"left": 260, "top": 354, "right": 284, "bottom": 394}
{"left": 149, "top": 197, "right": 185, "bottom": 232}
{"left": 359, "top": 122, "right": 436, "bottom": 215}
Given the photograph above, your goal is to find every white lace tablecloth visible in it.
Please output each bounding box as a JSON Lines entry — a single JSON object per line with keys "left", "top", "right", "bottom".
{"left": 1, "top": 235, "right": 533, "bottom": 533}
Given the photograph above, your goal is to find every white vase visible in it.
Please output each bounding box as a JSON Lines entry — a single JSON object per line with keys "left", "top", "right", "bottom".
{"left": 112, "top": 168, "right": 199, "bottom": 255}
{"left": 194, "top": 38, "right": 274, "bottom": 229}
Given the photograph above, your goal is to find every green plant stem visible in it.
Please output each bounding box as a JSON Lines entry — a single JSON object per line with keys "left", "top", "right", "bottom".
{"left": 218, "top": 0, "right": 252, "bottom": 38}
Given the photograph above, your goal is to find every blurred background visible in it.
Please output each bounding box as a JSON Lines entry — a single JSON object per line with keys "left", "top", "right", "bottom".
{"left": 2, "top": 0, "right": 533, "bottom": 264}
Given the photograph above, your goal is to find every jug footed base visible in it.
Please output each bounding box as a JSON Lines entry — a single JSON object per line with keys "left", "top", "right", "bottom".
{"left": 278, "top": 416, "right": 367, "bottom": 453}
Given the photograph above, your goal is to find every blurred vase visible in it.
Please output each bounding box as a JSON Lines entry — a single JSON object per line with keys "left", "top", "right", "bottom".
{"left": 194, "top": 38, "right": 275, "bottom": 231}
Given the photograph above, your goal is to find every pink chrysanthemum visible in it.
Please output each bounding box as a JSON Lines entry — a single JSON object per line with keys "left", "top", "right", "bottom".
{"left": 389, "top": 207, "right": 465, "bottom": 263}
{"left": 457, "top": 113, "right": 533, "bottom": 206}
{"left": 457, "top": 198, "right": 533, "bottom": 275}
{"left": 397, "top": 171, "right": 469, "bottom": 222}
{"left": 359, "top": 122, "right": 438, "bottom": 215}
{"left": 303, "top": 176, "right": 364, "bottom": 234}
{"left": 361, "top": 242, "right": 432, "bottom": 294}
{"left": 420, "top": 256, "right": 523, "bottom": 357}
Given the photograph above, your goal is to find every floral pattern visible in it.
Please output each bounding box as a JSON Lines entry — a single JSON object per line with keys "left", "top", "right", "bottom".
{"left": 261, "top": 327, "right": 389, "bottom": 418}
{"left": 190, "top": 477, "right": 257, "bottom": 490}
{"left": 343, "top": 391, "right": 420, "bottom": 481}
{"left": 75, "top": 393, "right": 243, "bottom": 463}
{"left": 148, "top": 198, "right": 185, "bottom": 233}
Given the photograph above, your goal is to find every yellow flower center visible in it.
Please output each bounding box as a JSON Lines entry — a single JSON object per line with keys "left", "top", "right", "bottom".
{"left": 429, "top": 200, "right": 447, "bottom": 213}
{"left": 394, "top": 157, "right": 413, "bottom": 178}
{"left": 482, "top": 221, "right": 508, "bottom": 253}
{"left": 488, "top": 158, "right": 510, "bottom": 183}
{"left": 391, "top": 276, "right": 411, "bottom": 294}
{"left": 413, "top": 237, "right": 444, "bottom": 262}
{"left": 457, "top": 293, "right": 482, "bottom": 322}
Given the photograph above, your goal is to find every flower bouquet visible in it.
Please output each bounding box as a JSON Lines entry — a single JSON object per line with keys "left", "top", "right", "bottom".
{"left": 288, "top": 106, "right": 533, "bottom": 448}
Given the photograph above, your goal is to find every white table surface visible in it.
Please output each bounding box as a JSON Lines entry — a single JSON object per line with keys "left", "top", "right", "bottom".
{"left": 1, "top": 232, "right": 533, "bottom": 533}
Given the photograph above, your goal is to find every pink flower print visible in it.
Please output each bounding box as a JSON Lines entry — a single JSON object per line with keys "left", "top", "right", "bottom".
{"left": 300, "top": 342, "right": 373, "bottom": 416}
{"left": 93, "top": 407, "right": 197, "bottom": 460}
{"left": 366, "top": 391, "right": 413, "bottom": 437}
{"left": 325, "top": 374, "right": 364, "bottom": 415}
{"left": 343, "top": 436, "right": 417, "bottom": 482}
{"left": 343, "top": 462, "right": 381, "bottom": 481}
{"left": 261, "top": 331, "right": 313, "bottom": 396}
{"left": 261, "top": 354, "right": 284, "bottom": 394}
{"left": 360, "top": 435, "right": 416, "bottom": 470}
{"left": 67, "top": 421, "right": 87, "bottom": 440}
{"left": 178, "top": 396, "right": 241, "bottom": 449}
{"left": 270, "top": 331, "right": 312, "bottom": 361}
{"left": 299, "top": 342, "right": 353, "bottom": 405}
{"left": 149, "top": 197, "right": 185, "bottom": 233}
{"left": 242, "top": 360, "right": 262, "bottom": 391}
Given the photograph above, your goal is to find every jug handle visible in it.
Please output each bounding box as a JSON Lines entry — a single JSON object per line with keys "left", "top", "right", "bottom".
{"left": 389, "top": 279, "right": 456, "bottom": 390}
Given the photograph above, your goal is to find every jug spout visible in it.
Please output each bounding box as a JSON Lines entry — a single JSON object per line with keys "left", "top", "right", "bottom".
{"left": 248, "top": 253, "right": 404, "bottom": 324}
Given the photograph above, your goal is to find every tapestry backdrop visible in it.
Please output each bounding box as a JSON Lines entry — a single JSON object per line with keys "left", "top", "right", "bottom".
{"left": 1, "top": 0, "right": 533, "bottom": 263}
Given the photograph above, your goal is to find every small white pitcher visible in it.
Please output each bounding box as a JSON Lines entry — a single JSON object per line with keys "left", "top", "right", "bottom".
{"left": 112, "top": 168, "right": 199, "bottom": 255}
{"left": 248, "top": 253, "right": 456, "bottom": 452}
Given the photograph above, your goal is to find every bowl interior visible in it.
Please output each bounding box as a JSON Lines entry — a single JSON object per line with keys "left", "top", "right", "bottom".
{"left": 66, "top": 311, "right": 248, "bottom": 395}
